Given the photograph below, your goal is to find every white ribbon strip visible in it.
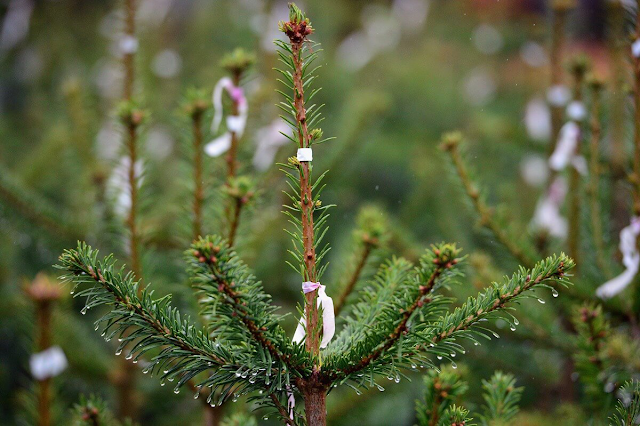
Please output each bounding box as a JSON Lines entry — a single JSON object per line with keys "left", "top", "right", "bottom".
{"left": 30, "top": 346, "right": 68, "bottom": 381}
{"left": 204, "top": 133, "right": 232, "bottom": 157}
{"left": 549, "top": 121, "right": 587, "bottom": 175}
{"left": 530, "top": 176, "right": 568, "bottom": 239}
{"left": 292, "top": 283, "right": 335, "bottom": 348}
{"left": 211, "top": 77, "right": 248, "bottom": 136}
{"left": 596, "top": 217, "right": 640, "bottom": 299}
{"left": 297, "top": 148, "right": 313, "bottom": 162}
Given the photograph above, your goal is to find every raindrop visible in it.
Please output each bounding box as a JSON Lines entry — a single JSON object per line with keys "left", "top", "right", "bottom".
{"left": 132, "top": 359, "right": 137, "bottom": 363}
{"left": 394, "top": 376, "right": 400, "bottom": 383}
{"left": 115, "top": 349, "right": 122, "bottom": 356}
{"left": 81, "top": 308, "right": 87, "bottom": 315}
{"left": 473, "top": 342, "right": 480, "bottom": 346}
{"left": 450, "top": 353, "right": 456, "bottom": 357}
{"left": 355, "top": 389, "right": 362, "bottom": 395}
{"left": 510, "top": 325, "right": 516, "bottom": 331}
{"left": 437, "top": 356, "right": 442, "bottom": 360}
{"left": 387, "top": 376, "right": 394, "bottom": 381}
{"left": 537, "top": 298, "right": 545, "bottom": 304}
{"left": 376, "top": 384, "right": 385, "bottom": 392}
{"left": 491, "top": 331, "right": 500, "bottom": 338}
{"left": 174, "top": 387, "right": 180, "bottom": 394}
{"left": 451, "top": 362, "right": 457, "bottom": 369}
{"left": 513, "top": 318, "right": 519, "bottom": 326}
{"left": 94, "top": 324, "right": 99, "bottom": 331}
{"left": 411, "top": 364, "right": 417, "bottom": 369}
{"left": 551, "top": 288, "right": 559, "bottom": 298}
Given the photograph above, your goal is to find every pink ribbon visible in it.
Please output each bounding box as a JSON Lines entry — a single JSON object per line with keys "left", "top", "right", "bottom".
{"left": 302, "top": 281, "right": 321, "bottom": 293}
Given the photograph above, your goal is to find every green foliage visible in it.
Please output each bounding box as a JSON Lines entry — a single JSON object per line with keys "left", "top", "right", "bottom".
{"left": 438, "top": 405, "right": 474, "bottom": 426}
{"left": 0, "top": 162, "right": 81, "bottom": 241}
{"left": 609, "top": 380, "right": 640, "bottom": 426}
{"left": 70, "top": 395, "right": 134, "bottom": 426}
{"left": 478, "top": 371, "right": 523, "bottom": 426}
{"left": 220, "top": 48, "right": 256, "bottom": 77}
{"left": 572, "top": 304, "right": 610, "bottom": 409}
{"left": 416, "top": 366, "right": 469, "bottom": 426}
{"left": 220, "top": 412, "right": 258, "bottom": 426}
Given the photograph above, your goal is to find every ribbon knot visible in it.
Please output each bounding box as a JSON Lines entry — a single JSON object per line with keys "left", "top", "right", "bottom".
{"left": 292, "top": 283, "right": 335, "bottom": 349}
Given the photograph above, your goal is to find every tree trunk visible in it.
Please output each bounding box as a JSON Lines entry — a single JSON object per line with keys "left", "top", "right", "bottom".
{"left": 303, "top": 387, "right": 327, "bottom": 426}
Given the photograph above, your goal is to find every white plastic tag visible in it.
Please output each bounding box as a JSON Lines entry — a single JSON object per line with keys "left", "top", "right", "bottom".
{"left": 297, "top": 148, "right": 313, "bottom": 162}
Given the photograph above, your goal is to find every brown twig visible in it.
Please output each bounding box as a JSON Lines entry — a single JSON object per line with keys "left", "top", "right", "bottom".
{"left": 335, "top": 255, "right": 455, "bottom": 378}
{"left": 567, "top": 62, "right": 586, "bottom": 269}
{"left": 192, "top": 111, "right": 205, "bottom": 239}
{"left": 334, "top": 244, "right": 372, "bottom": 316}
{"left": 442, "top": 137, "right": 536, "bottom": 268}
{"left": 586, "top": 78, "right": 611, "bottom": 278}
{"left": 547, "top": 3, "right": 569, "bottom": 156}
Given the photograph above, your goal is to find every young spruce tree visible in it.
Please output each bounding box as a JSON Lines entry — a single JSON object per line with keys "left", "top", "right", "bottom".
{"left": 58, "top": 4, "right": 577, "bottom": 426}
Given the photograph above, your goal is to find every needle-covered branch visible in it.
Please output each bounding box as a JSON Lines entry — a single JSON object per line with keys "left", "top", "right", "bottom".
{"left": 423, "top": 253, "right": 574, "bottom": 350}
{"left": 57, "top": 244, "right": 231, "bottom": 388}
{"left": 441, "top": 132, "right": 539, "bottom": 268}
{"left": 416, "top": 367, "right": 468, "bottom": 426}
{"left": 186, "top": 236, "right": 308, "bottom": 376}
{"left": 609, "top": 380, "right": 640, "bottom": 426}
{"left": 0, "top": 163, "right": 83, "bottom": 241}
{"left": 326, "top": 244, "right": 463, "bottom": 384}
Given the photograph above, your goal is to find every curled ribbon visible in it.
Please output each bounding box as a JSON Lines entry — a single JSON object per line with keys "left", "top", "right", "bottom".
{"left": 205, "top": 77, "right": 248, "bottom": 157}
{"left": 292, "top": 283, "right": 335, "bottom": 349}
{"left": 596, "top": 217, "right": 640, "bottom": 299}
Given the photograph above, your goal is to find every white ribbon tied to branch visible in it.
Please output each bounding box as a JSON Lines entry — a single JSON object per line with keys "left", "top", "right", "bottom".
{"left": 204, "top": 77, "right": 248, "bottom": 157}
{"left": 292, "top": 282, "right": 335, "bottom": 349}
{"left": 531, "top": 176, "right": 568, "bottom": 239}
{"left": 596, "top": 217, "right": 640, "bottom": 299}
{"left": 549, "top": 121, "right": 587, "bottom": 175}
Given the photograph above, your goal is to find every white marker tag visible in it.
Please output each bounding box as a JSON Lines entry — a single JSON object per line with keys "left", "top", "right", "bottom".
{"left": 297, "top": 148, "right": 313, "bottom": 162}
{"left": 30, "top": 346, "right": 68, "bottom": 381}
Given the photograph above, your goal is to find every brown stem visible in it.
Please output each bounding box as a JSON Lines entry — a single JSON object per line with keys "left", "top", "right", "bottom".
{"left": 302, "top": 382, "right": 327, "bottom": 426}
{"left": 633, "top": 12, "right": 640, "bottom": 216}
{"left": 587, "top": 86, "right": 611, "bottom": 277}
{"left": 123, "top": 0, "right": 135, "bottom": 101}
{"left": 446, "top": 144, "right": 535, "bottom": 268}
{"left": 567, "top": 73, "right": 584, "bottom": 268}
{"left": 227, "top": 197, "right": 243, "bottom": 247}
{"left": 609, "top": 2, "right": 628, "bottom": 233}
{"left": 290, "top": 38, "right": 319, "bottom": 356}
{"left": 36, "top": 300, "right": 52, "bottom": 426}
{"left": 337, "top": 259, "right": 450, "bottom": 377}
{"left": 548, "top": 7, "right": 567, "bottom": 157}
{"left": 334, "top": 244, "right": 372, "bottom": 316}
{"left": 126, "top": 122, "right": 142, "bottom": 289}
{"left": 225, "top": 73, "right": 241, "bottom": 178}
{"left": 193, "top": 112, "right": 204, "bottom": 239}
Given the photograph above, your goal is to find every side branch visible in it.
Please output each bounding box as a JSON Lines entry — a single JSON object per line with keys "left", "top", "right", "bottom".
{"left": 441, "top": 135, "right": 536, "bottom": 268}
